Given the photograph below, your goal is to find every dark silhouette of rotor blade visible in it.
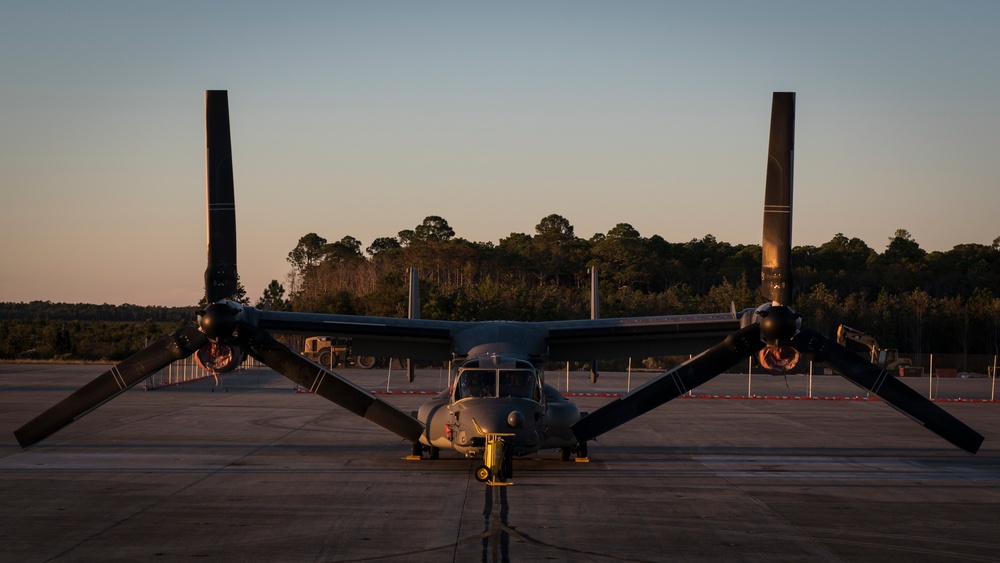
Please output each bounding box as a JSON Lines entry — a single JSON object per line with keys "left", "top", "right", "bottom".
{"left": 14, "top": 326, "right": 207, "bottom": 449}
{"left": 792, "top": 328, "right": 984, "bottom": 454}
{"left": 572, "top": 324, "right": 764, "bottom": 443}
{"left": 204, "top": 90, "right": 238, "bottom": 303}
{"left": 240, "top": 324, "right": 425, "bottom": 443}
{"left": 761, "top": 92, "right": 795, "bottom": 306}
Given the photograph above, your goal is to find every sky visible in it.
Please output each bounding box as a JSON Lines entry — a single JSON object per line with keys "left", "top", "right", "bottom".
{"left": 2, "top": 1, "right": 998, "bottom": 307}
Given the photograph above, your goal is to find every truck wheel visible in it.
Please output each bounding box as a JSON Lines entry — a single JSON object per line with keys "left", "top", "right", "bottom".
{"left": 356, "top": 355, "right": 376, "bottom": 369}
{"left": 318, "top": 351, "right": 339, "bottom": 368}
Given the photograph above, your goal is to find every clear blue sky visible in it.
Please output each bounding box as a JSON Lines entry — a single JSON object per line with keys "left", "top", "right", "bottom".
{"left": 2, "top": 1, "right": 998, "bottom": 307}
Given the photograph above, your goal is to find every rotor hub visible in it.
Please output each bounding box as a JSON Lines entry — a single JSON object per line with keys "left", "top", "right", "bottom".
{"left": 198, "top": 300, "right": 243, "bottom": 342}
{"left": 754, "top": 303, "right": 801, "bottom": 346}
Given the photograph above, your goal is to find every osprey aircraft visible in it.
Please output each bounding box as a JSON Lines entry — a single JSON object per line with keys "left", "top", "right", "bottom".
{"left": 15, "top": 91, "right": 984, "bottom": 485}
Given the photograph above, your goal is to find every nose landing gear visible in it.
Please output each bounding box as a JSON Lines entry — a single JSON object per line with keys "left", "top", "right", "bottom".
{"left": 475, "top": 433, "right": 515, "bottom": 486}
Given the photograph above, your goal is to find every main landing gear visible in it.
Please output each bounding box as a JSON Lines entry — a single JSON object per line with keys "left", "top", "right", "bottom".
{"left": 559, "top": 440, "right": 589, "bottom": 462}
{"left": 407, "top": 443, "right": 440, "bottom": 460}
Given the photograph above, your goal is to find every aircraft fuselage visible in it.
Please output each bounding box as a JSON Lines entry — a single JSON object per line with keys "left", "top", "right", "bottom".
{"left": 416, "top": 355, "right": 582, "bottom": 457}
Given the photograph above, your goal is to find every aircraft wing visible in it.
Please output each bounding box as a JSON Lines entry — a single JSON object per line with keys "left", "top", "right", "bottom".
{"left": 254, "top": 310, "right": 744, "bottom": 362}
{"left": 255, "top": 310, "right": 460, "bottom": 360}
{"left": 255, "top": 308, "right": 753, "bottom": 447}
{"left": 542, "top": 312, "right": 742, "bottom": 361}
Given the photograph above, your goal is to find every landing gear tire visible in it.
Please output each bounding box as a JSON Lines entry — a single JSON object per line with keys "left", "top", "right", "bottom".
{"left": 577, "top": 441, "right": 588, "bottom": 460}
{"left": 560, "top": 447, "right": 572, "bottom": 462}
{"left": 475, "top": 465, "right": 491, "bottom": 483}
{"left": 429, "top": 446, "right": 440, "bottom": 460}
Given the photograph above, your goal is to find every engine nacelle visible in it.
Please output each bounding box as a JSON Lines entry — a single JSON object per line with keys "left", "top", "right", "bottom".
{"left": 195, "top": 342, "right": 246, "bottom": 373}
{"left": 758, "top": 345, "right": 801, "bottom": 374}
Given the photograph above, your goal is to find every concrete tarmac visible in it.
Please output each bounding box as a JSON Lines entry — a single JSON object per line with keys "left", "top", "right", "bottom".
{"left": 2, "top": 364, "right": 1000, "bottom": 562}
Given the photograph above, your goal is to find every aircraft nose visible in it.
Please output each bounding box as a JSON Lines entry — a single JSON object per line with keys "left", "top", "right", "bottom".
{"left": 507, "top": 410, "right": 525, "bottom": 429}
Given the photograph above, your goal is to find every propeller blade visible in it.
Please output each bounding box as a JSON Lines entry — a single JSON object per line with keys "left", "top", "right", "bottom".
{"left": 572, "top": 324, "right": 764, "bottom": 443}
{"left": 204, "top": 90, "right": 239, "bottom": 303}
{"left": 792, "top": 328, "right": 984, "bottom": 454}
{"left": 761, "top": 92, "right": 795, "bottom": 306}
{"left": 14, "top": 326, "right": 207, "bottom": 449}
{"left": 240, "top": 324, "right": 425, "bottom": 443}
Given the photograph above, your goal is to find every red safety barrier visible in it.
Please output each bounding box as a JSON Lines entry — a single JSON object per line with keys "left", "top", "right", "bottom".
{"left": 293, "top": 388, "right": 999, "bottom": 403}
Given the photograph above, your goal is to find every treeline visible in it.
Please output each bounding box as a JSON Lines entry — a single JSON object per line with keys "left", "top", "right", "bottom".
{"left": 3, "top": 216, "right": 999, "bottom": 362}
{"left": 0, "top": 302, "right": 195, "bottom": 322}
{"left": 0, "top": 318, "right": 186, "bottom": 361}
{"left": 0, "top": 303, "right": 193, "bottom": 361}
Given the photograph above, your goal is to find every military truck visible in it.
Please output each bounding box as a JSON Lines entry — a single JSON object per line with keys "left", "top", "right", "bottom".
{"left": 302, "top": 336, "right": 377, "bottom": 369}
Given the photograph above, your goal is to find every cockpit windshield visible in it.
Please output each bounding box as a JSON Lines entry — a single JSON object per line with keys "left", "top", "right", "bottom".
{"left": 498, "top": 370, "right": 536, "bottom": 398}
{"left": 456, "top": 370, "right": 496, "bottom": 399}
{"left": 454, "top": 368, "right": 540, "bottom": 401}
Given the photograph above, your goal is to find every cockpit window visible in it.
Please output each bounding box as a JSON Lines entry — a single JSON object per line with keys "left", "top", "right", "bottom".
{"left": 454, "top": 368, "right": 540, "bottom": 401}
{"left": 456, "top": 370, "right": 496, "bottom": 399}
{"left": 498, "top": 370, "right": 536, "bottom": 399}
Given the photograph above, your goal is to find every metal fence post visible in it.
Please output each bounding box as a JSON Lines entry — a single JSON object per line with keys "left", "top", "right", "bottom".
{"left": 992, "top": 354, "right": 997, "bottom": 402}
{"left": 929, "top": 354, "right": 934, "bottom": 400}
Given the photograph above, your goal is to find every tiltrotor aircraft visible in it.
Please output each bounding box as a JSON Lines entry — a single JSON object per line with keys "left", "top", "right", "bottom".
{"left": 15, "top": 91, "right": 983, "bottom": 485}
